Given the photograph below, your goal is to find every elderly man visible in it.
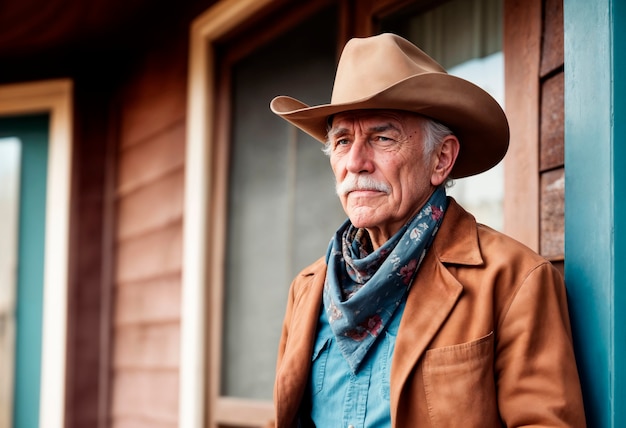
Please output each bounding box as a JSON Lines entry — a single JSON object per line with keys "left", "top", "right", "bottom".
{"left": 269, "top": 33, "right": 586, "bottom": 427}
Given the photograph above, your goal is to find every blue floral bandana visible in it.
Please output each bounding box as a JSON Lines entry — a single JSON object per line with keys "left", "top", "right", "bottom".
{"left": 323, "top": 186, "right": 448, "bottom": 372}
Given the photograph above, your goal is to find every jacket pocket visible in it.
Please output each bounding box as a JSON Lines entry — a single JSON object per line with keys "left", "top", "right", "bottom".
{"left": 422, "top": 331, "right": 500, "bottom": 427}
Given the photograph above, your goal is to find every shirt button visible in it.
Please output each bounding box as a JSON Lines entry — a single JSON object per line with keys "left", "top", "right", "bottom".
{"left": 348, "top": 425, "right": 355, "bottom": 428}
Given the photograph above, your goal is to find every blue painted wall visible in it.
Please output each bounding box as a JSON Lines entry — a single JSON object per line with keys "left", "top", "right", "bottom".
{"left": 564, "top": 0, "right": 625, "bottom": 426}
{"left": 612, "top": 0, "right": 626, "bottom": 425}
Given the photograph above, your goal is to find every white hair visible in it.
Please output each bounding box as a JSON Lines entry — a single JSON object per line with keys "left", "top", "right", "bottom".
{"left": 421, "top": 117, "right": 454, "bottom": 158}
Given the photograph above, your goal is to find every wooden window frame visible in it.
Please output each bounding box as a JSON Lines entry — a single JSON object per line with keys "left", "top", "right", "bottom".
{"left": 0, "top": 79, "right": 74, "bottom": 428}
{"left": 183, "top": 2, "right": 280, "bottom": 427}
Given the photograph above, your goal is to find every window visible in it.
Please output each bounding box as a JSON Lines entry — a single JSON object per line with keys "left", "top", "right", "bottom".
{"left": 221, "top": 6, "right": 344, "bottom": 401}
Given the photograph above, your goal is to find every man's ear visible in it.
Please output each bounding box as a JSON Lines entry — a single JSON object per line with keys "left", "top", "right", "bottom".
{"left": 431, "top": 135, "right": 460, "bottom": 186}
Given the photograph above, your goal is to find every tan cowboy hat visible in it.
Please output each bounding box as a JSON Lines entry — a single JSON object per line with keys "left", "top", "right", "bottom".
{"left": 270, "top": 33, "right": 509, "bottom": 178}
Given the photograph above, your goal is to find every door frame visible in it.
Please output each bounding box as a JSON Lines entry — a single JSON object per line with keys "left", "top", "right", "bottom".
{"left": 0, "top": 79, "right": 73, "bottom": 428}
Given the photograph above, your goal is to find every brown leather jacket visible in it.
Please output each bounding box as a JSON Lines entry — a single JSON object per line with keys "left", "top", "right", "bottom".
{"left": 273, "top": 199, "right": 586, "bottom": 427}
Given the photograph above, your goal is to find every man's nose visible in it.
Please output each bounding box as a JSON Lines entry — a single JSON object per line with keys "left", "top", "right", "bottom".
{"left": 346, "top": 138, "right": 374, "bottom": 174}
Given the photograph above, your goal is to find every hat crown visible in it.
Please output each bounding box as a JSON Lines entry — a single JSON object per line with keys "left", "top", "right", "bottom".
{"left": 331, "top": 33, "right": 447, "bottom": 104}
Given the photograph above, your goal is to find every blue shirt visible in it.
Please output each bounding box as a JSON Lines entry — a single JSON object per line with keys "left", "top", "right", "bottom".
{"left": 306, "top": 301, "right": 406, "bottom": 427}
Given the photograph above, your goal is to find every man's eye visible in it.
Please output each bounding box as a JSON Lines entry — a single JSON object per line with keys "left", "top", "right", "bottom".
{"left": 373, "top": 135, "right": 392, "bottom": 142}
{"left": 336, "top": 138, "right": 350, "bottom": 146}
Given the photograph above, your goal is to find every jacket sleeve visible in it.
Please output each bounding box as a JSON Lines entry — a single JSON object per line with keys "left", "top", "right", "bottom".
{"left": 272, "top": 258, "right": 326, "bottom": 428}
{"left": 275, "top": 275, "right": 298, "bottom": 375}
{"left": 268, "top": 276, "right": 299, "bottom": 428}
{"left": 495, "top": 261, "right": 586, "bottom": 427}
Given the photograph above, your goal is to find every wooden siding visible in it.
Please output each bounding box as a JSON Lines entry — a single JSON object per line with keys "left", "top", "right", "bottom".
{"left": 504, "top": 0, "right": 564, "bottom": 269}
{"left": 111, "top": 33, "right": 187, "bottom": 428}
{"left": 539, "top": 0, "right": 565, "bottom": 263}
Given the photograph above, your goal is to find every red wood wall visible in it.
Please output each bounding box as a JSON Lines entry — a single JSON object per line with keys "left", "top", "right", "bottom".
{"left": 110, "top": 34, "right": 188, "bottom": 428}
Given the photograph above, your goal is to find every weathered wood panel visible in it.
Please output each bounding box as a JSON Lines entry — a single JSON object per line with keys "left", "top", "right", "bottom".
{"left": 538, "top": 0, "right": 565, "bottom": 263}
{"left": 111, "top": 419, "right": 177, "bottom": 428}
{"left": 117, "top": 121, "right": 186, "bottom": 195}
{"left": 114, "top": 275, "right": 181, "bottom": 325}
{"left": 111, "top": 28, "right": 188, "bottom": 427}
{"left": 116, "top": 223, "right": 183, "bottom": 289}
{"left": 110, "top": 370, "right": 179, "bottom": 423}
{"left": 118, "top": 46, "right": 187, "bottom": 148}
{"left": 540, "top": 0, "right": 564, "bottom": 77}
{"left": 117, "top": 170, "right": 185, "bottom": 240}
{"left": 540, "top": 72, "right": 564, "bottom": 171}
{"left": 540, "top": 168, "right": 565, "bottom": 259}
{"left": 111, "top": 420, "right": 177, "bottom": 428}
{"left": 504, "top": 0, "right": 564, "bottom": 264}
{"left": 113, "top": 323, "right": 180, "bottom": 369}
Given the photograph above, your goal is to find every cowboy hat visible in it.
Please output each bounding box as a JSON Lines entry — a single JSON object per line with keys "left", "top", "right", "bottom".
{"left": 270, "top": 33, "right": 509, "bottom": 178}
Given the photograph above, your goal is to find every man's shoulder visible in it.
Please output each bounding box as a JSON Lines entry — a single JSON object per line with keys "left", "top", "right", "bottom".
{"left": 297, "top": 256, "right": 327, "bottom": 276}
{"left": 288, "top": 257, "right": 327, "bottom": 305}
{"left": 475, "top": 222, "right": 548, "bottom": 267}
{"left": 443, "top": 198, "right": 548, "bottom": 267}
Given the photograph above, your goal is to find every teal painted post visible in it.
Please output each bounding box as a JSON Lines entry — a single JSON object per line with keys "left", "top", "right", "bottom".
{"left": 564, "top": 0, "right": 625, "bottom": 427}
{"left": 614, "top": 0, "right": 626, "bottom": 424}
{"left": 16, "top": 116, "right": 48, "bottom": 428}
{"left": 0, "top": 115, "right": 48, "bottom": 428}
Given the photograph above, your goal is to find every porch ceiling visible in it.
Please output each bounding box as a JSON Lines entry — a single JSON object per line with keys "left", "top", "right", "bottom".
{"left": 0, "top": 0, "right": 213, "bottom": 59}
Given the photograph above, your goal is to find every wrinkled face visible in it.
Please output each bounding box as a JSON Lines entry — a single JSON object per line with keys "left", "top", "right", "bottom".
{"left": 328, "top": 110, "right": 438, "bottom": 247}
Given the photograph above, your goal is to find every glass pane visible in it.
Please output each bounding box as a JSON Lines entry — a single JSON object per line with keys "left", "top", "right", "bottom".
{"left": 382, "top": 0, "right": 505, "bottom": 230}
{"left": 222, "top": 7, "right": 345, "bottom": 400}
{"left": 0, "top": 138, "right": 21, "bottom": 428}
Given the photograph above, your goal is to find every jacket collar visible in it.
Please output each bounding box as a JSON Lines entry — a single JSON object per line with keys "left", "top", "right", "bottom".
{"left": 432, "top": 197, "right": 483, "bottom": 266}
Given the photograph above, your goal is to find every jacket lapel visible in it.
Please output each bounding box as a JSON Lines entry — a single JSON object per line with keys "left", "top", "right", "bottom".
{"left": 389, "top": 199, "right": 483, "bottom": 420}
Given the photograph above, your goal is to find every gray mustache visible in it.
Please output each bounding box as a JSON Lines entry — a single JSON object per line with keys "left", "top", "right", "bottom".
{"left": 336, "top": 175, "right": 392, "bottom": 196}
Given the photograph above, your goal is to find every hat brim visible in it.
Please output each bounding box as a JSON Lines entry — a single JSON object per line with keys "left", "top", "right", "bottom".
{"left": 270, "top": 73, "right": 509, "bottom": 179}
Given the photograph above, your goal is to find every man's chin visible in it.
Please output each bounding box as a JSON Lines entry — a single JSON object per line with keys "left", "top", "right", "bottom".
{"left": 347, "top": 208, "right": 381, "bottom": 228}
